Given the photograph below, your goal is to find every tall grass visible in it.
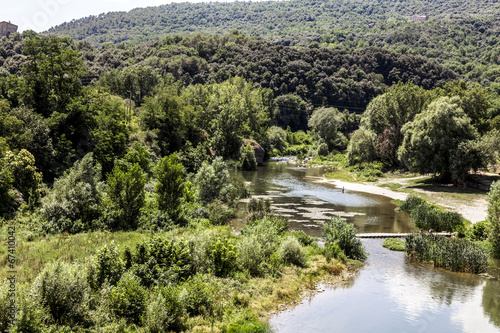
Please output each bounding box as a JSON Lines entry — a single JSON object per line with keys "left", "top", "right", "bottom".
{"left": 405, "top": 233, "right": 489, "bottom": 274}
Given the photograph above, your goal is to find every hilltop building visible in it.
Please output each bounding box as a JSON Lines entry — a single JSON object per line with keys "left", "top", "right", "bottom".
{"left": 409, "top": 14, "right": 429, "bottom": 22}
{"left": 0, "top": 21, "right": 18, "bottom": 36}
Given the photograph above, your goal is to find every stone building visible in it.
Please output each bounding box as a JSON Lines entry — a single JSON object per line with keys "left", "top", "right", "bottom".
{"left": 0, "top": 21, "right": 18, "bottom": 36}
{"left": 409, "top": 14, "right": 429, "bottom": 22}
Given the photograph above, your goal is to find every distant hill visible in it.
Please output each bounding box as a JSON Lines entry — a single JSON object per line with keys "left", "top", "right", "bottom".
{"left": 47, "top": 0, "right": 500, "bottom": 46}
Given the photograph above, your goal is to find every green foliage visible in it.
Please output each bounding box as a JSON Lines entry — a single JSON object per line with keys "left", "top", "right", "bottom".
{"left": 0, "top": 156, "right": 15, "bottom": 216}
{"left": 106, "top": 163, "right": 146, "bottom": 229}
{"left": 402, "top": 197, "right": 465, "bottom": 232}
{"left": 107, "top": 272, "right": 148, "bottom": 324}
{"left": 278, "top": 236, "right": 307, "bottom": 267}
{"left": 12, "top": 285, "right": 48, "bottom": 333}
{"left": 179, "top": 274, "right": 214, "bottom": 316}
{"left": 240, "top": 144, "right": 257, "bottom": 171}
{"left": 346, "top": 128, "right": 377, "bottom": 165}
{"left": 472, "top": 220, "right": 490, "bottom": 241}
{"left": 308, "top": 107, "right": 346, "bottom": 151}
{"left": 382, "top": 238, "right": 405, "bottom": 251}
{"left": 273, "top": 94, "right": 308, "bottom": 132}
{"left": 399, "top": 196, "right": 426, "bottom": 212}
{"left": 31, "top": 261, "right": 89, "bottom": 325}
{"left": 41, "top": 153, "right": 105, "bottom": 233}
{"left": 88, "top": 241, "right": 125, "bottom": 290}
{"left": 131, "top": 237, "right": 192, "bottom": 286}
{"left": 4, "top": 149, "right": 42, "bottom": 207}
{"left": 488, "top": 181, "right": 500, "bottom": 258}
{"left": 266, "top": 126, "right": 288, "bottom": 153}
{"left": 323, "top": 243, "right": 347, "bottom": 263}
{"left": 207, "top": 200, "right": 234, "bottom": 226}
{"left": 399, "top": 96, "right": 479, "bottom": 181}
{"left": 227, "top": 321, "right": 270, "bottom": 333}
{"left": 209, "top": 237, "right": 238, "bottom": 277}
{"left": 290, "top": 230, "right": 315, "bottom": 246}
{"left": 193, "top": 157, "right": 246, "bottom": 205}
{"left": 144, "top": 285, "right": 185, "bottom": 333}
{"left": 323, "top": 216, "right": 367, "bottom": 261}
{"left": 405, "top": 233, "right": 489, "bottom": 274}
{"left": 155, "top": 153, "right": 185, "bottom": 214}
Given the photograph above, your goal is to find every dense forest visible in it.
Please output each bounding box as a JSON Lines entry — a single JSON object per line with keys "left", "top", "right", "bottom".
{"left": 1, "top": 0, "right": 500, "bottom": 331}
{"left": 46, "top": 0, "right": 500, "bottom": 85}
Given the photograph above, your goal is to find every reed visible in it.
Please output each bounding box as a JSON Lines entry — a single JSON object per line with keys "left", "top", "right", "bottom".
{"left": 405, "top": 233, "right": 489, "bottom": 274}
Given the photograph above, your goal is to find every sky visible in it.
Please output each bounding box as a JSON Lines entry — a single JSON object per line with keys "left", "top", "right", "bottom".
{"left": 3, "top": 0, "right": 243, "bottom": 33}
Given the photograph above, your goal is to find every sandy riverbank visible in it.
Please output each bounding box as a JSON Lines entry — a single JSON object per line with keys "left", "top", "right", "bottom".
{"left": 311, "top": 176, "right": 488, "bottom": 223}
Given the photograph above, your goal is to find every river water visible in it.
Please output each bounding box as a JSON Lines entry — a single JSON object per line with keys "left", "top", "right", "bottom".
{"left": 234, "top": 162, "right": 500, "bottom": 333}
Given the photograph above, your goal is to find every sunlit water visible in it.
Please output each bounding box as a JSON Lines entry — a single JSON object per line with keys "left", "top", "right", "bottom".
{"left": 232, "top": 162, "right": 500, "bottom": 333}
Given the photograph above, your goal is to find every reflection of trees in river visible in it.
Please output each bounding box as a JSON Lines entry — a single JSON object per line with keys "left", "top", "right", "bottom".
{"left": 404, "top": 260, "right": 483, "bottom": 305}
{"left": 482, "top": 279, "right": 500, "bottom": 328}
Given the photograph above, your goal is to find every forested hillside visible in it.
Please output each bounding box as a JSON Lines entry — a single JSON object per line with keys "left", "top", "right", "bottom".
{"left": 0, "top": 32, "right": 458, "bottom": 113}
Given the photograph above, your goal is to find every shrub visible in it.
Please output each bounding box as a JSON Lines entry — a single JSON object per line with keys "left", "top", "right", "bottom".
{"left": 323, "top": 216, "right": 367, "bottom": 261}
{"left": 488, "top": 181, "right": 500, "bottom": 258}
{"left": 107, "top": 272, "right": 148, "bottom": 324}
{"left": 12, "top": 285, "right": 48, "bottom": 333}
{"left": 399, "top": 196, "right": 426, "bottom": 212}
{"left": 278, "top": 236, "right": 307, "bottom": 267}
{"left": 0, "top": 279, "right": 16, "bottom": 332}
{"left": 240, "top": 144, "right": 257, "bottom": 171}
{"left": 207, "top": 200, "right": 234, "bottom": 225}
{"left": 323, "top": 243, "right": 347, "bottom": 263}
{"left": 472, "top": 220, "right": 490, "bottom": 241}
{"left": 405, "top": 233, "right": 489, "bottom": 274}
{"left": 227, "top": 321, "right": 271, "bottom": 333}
{"left": 209, "top": 237, "right": 238, "bottom": 277}
{"left": 179, "top": 275, "right": 214, "bottom": 316}
{"left": 144, "top": 286, "right": 185, "bottom": 333}
{"left": 290, "top": 230, "right": 315, "bottom": 246}
{"left": 31, "top": 261, "right": 89, "bottom": 325}
{"left": 410, "top": 202, "right": 464, "bottom": 232}
{"left": 246, "top": 198, "right": 272, "bottom": 222}
{"left": 155, "top": 153, "right": 185, "bottom": 215}
{"left": 88, "top": 242, "right": 125, "bottom": 290}
{"left": 41, "top": 153, "right": 105, "bottom": 233}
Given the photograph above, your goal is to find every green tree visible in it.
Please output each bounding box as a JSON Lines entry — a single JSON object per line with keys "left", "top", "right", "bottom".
{"left": 346, "top": 128, "right": 377, "bottom": 165}
{"left": 240, "top": 144, "right": 257, "bottom": 171}
{"left": 22, "top": 35, "right": 86, "bottom": 117}
{"left": 360, "top": 81, "right": 431, "bottom": 164}
{"left": 155, "top": 153, "right": 185, "bottom": 214}
{"left": 41, "top": 153, "right": 104, "bottom": 232}
{"left": 4, "top": 149, "right": 42, "bottom": 207}
{"left": 308, "top": 107, "right": 346, "bottom": 151}
{"left": 107, "top": 163, "right": 146, "bottom": 229}
{"left": 273, "top": 94, "right": 308, "bottom": 132}
{"left": 398, "top": 96, "right": 478, "bottom": 181}
{"left": 0, "top": 155, "right": 14, "bottom": 215}
{"left": 488, "top": 181, "right": 500, "bottom": 258}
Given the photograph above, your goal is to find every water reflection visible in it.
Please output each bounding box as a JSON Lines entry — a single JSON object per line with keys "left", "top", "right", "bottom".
{"left": 234, "top": 163, "right": 413, "bottom": 236}
{"left": 270, "top": 239, "right": 500, "bottom": 333}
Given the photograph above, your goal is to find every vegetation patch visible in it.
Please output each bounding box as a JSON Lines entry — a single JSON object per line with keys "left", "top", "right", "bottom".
{"left": 405, "top": 233, "right": 489, "bottom": 274}
{"left": 382, "top": 238, "right": 405, "bottom": 251}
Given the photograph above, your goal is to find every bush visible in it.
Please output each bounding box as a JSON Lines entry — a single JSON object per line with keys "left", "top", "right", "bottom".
{"left": 12, "top": 285, "right": 48, "bottom": 333}
{"left": 472, "top": 220, "right": 490, "bottom": 241}
{"left": 209, "top": 237, "right": 238, "bottom": 277}
{"left": 227, "top": 321, "right": 271, "bottom": 333}
{"left": 410, "top": 202, "right": 464, "bottom": 232}
{"left": 323, "top": 216, "right": 367, "bottom": 261}
{"left": 0, "top": 279, "right": 16, "bottom": 332}
{"left": 107, "top": 272, "right": 148, "bottom": 324}
{"left": 144, "top": 286, "right": 185, "bottom": 333}
{"left": 246, "top": 198, "right": 272, "bottom": 222}
{"left": 405, "top": 233, "right": 489, "bottom": 274}
{"left": 131, "top": 237, "right": 192, "bottom": 286}
{"left": 179, "top": 275, "right": 214, "bottom": 316}
{"left": 278, "top": 236, "right": 307, "bottom": 267}
{"left": 240, "top": 144, "right": 257, "bottom": 171}
{"left": 31, "top": 261, "right": 89, "bottom": 325}
{"left": 290, "top": 230, "right": 315, "bottom": 246}
{"left": 399, "top": 196, "right": 426, "bottom": 212}
{"left": 207, "top": 200, "right": 234, "bottom": 225}
{"left": 88, "top": 242, "right": 125, "bottom": 290}
{"left": 323, "top": 243, "right": 347, "bottom": 263}
{"left": 41, "top": 153, "right": 105, "bottom": 233}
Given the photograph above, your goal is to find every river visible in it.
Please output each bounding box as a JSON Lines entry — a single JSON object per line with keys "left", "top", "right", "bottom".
{"left": 234, "top": 162, "right": 500, "bottom": 333}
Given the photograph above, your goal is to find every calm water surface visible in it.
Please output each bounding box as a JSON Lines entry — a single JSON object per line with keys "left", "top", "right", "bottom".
{"left": 234, "top": 163, "right": 500, "bottom": 333}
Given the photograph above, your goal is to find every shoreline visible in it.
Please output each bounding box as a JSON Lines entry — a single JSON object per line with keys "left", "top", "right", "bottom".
{"left": 311, "top": 176, "right": 487, "bottom": 223}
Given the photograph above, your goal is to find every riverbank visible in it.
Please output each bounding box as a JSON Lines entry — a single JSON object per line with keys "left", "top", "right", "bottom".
{"left": 314, "top": 175, "right": 489, "bottom": 223}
